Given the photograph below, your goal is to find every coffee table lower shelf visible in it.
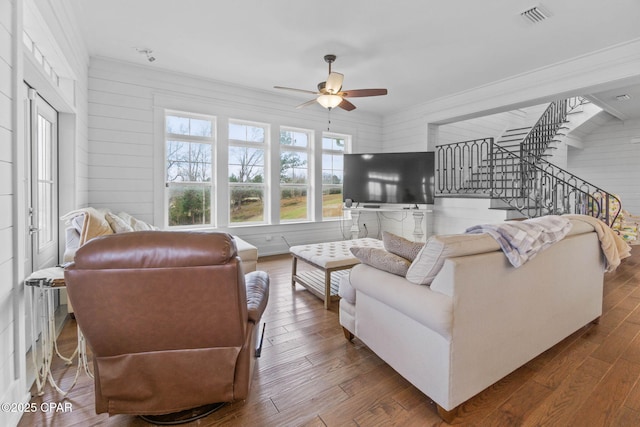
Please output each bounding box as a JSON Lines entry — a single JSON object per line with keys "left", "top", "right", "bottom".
{"left": 292, "top": 269, "right": 351, "bottom": 309}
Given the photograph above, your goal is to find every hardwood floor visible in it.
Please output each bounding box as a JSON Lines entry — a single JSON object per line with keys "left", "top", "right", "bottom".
{"left": 17, "top": 250, "right": 640, "bottom": 426}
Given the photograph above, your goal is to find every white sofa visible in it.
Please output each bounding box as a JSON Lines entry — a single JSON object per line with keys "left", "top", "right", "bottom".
{"left": 339, "top": 219, "right": 606, "bottom": 422}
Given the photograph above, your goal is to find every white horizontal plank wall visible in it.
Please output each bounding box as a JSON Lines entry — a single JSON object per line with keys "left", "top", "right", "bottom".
{"left": 439, "top": 110, "right": 527, "bottom": 146}
{"left": 88, "top": 57, "right": 383, "bottom": 254}
{"left": 433, "top": 198, "right": 507, "bottom": 235}
{"left": 0, "top": 1, "right": 89, "bottom": 423}
{"left": 568, "top": 117, "right": 640, "bottom": 214}
{"left": 0, "top": 1, "right": 21, "bottom": 425}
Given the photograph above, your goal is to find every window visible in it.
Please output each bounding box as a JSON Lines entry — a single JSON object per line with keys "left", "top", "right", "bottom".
{"left": 280, "top": 128, "right": 311, "bottom": 221}
{"left": 229, "top": 121, "right": 267, "bottom": 224}
{"left": 165, "top": 111, "right": 215, "bottom": 227}
{"left": 322, "top": 133, "right": 348, "bottom": 219}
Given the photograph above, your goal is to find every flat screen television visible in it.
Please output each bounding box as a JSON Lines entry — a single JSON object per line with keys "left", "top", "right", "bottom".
{"left": 343, "top": 151, "right": 435, "bottom": 206}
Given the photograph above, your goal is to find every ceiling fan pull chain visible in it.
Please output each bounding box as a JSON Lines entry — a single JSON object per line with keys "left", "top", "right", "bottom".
{"left": 327, "top": 109, "right": 332, "bottom": 131}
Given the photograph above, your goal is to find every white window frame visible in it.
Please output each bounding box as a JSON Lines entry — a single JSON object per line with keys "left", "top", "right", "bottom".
{"left": 279, "top": 126, "right": 313, "bottom": 222}
{"left": 228, "top": 119, "right": 269, "bottom": 226}
{"left": 163, "top": 110, "right": 216, "bottom": 229}
{"left": 321, "top": 132, "right": 351, "bottom": 220}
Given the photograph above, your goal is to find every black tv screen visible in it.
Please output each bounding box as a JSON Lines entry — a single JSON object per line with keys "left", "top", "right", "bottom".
{"left": 343, "top": 152, "right": 435, "bottom": 205}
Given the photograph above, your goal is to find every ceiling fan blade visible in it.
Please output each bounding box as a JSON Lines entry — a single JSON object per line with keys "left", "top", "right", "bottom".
{"left": 296, "top": 99, "right": 318, "bottom": 109}
{"left": 341, "top": 88, "right": 388, "bottom": 98}
{"left": 325, "top": 72, "right": 344, "bottom": 94}
{"left": 274, "top": 86, "right": 319, "bottom": 95}
{"left": 338, "top": 98, "right": 356, "bottom": 111}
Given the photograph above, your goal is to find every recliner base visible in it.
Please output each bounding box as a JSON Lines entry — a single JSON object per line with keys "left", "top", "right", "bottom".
{"left": 139, "top": 402, "right": 225, "bottom": 425}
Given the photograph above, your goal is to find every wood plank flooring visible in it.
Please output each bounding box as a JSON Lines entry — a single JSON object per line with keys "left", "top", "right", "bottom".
{"left": 17, "top": 250, "right": 640, "bottom": 426}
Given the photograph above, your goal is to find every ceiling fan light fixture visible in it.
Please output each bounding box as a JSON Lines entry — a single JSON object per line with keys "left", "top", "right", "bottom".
{"left": 317, "top": 94, "right": 342, "bottom": 109}
{"left": 325, "top": 72, "right": 344, "bottom": 94}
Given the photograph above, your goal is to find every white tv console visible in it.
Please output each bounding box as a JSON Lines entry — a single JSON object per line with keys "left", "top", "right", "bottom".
{"left": 343, "top": 206, "right": 432, "bottom": 241}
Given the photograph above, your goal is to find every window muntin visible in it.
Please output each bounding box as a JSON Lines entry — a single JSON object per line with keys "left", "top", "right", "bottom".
{"left": 280, "top": 129, "right": 311, "bottom": 221}
{"left": 229, "top": 120, "right": 268, "bottom": 224}
{"left": 322, "top": 133, "right": 348, "bottom": 219}
{"left": 165, "top": 111, "right": 215, "bottom": 227}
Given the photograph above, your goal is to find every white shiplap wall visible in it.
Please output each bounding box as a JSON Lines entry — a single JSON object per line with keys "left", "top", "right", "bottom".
{"left": 568, "top": 117, "right": 640, "bottom": 214}
{"left": 439, "top": 109, "right": 527, "bottom": 146}
{"left": 87, "top": 58, "right": 383, "bottom": 254}
{"left": 0, "top": 0, "right": 21, "bottom": 425}
{"left": 0, "top": 1, "right": 89, "bottom": 424}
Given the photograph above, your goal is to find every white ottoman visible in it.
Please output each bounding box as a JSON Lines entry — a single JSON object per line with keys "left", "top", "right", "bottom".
{"left": 289, "top": 238, "right": 383, "bottom": 309}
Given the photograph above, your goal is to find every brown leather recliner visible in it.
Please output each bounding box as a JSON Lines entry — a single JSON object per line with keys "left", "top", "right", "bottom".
{"left": 64, "top": 231, "right": 269, "bottom": 417}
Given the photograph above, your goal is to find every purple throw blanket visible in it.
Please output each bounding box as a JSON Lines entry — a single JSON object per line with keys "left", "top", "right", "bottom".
{"left": 465, "top": 215, "right": 572, "bottom": 267}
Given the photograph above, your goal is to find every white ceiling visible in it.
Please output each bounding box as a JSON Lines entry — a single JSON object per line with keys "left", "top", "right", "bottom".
{"left": 67, "top": 0, "right": 640, "bottom": 117}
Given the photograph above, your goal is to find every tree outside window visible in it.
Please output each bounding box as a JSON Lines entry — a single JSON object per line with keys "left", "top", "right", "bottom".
{"left": 165, "top": 112, "right": 215, "bottom": 227}
{"left": 280, "top": 129, "right": 310, "bottom": 221}
{"left": 229, "top": 122, "right": 267, "bottom": 223}
{"left": 322, "top": 134, "right": 347, "bottom": 218}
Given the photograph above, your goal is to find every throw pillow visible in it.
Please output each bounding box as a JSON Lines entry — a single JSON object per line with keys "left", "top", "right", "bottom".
{"left": 116, "top": 212, "right": 157, "bottom": 231}
{"left": 105, "top": 212, "right": 134, "bottom": 233}
{"left": 350, "top": 247, "right": 411, "bottom": 277}
{"left": 406, "top": 233, "right": 501, "bottom": 285}
{"left": 382, "top": 231, "right": 425, "bottom": 261}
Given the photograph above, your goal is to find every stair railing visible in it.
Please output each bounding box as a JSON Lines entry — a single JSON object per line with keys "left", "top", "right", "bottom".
{"left": 436, "top": 138, "right": 494, "bottom": 195}
{"left": 520, "top": 99, "right": 568, "bottom": 160}
{"left": 436, "top": 139, "right": 621, "bottom": 226}
{"left": 520, "top": 96, "right": 590, "bottom": 161}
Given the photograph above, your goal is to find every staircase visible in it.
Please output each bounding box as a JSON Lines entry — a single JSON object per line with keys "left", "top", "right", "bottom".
{"left": 436, "top": 97, "right": 621, "bottom": 226}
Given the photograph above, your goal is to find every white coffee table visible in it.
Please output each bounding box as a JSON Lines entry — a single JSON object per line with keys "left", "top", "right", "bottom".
{"left": 289, "top": 238, "right": 383, "bottom": 309}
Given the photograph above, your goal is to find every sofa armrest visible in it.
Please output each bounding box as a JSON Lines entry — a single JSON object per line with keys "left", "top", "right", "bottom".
{"left": 246, "top": 271, "right": 269, "bottom": 323}
{"left": 349, "top": 264, "right": 453, "bottom": 339}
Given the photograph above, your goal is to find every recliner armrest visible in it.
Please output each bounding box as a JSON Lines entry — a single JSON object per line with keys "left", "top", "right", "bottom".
{"left": 246, "top": 271, "right": 269, "bottom": 323}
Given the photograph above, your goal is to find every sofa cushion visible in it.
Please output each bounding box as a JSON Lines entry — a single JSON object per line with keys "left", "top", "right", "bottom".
{"left": 382, "top": 231, "right": 425, "bottom": 261}
{"left": 406, "top": 233, "right": 501, "bottom": 285}
{"left": 116, "top": 212, "right": 156, "bottom": 231}
{"left": 105, "top": 212, "right": 135, "bottom": 233}
{"left": 350, "top": 247, "right": 411, "bottom": 277}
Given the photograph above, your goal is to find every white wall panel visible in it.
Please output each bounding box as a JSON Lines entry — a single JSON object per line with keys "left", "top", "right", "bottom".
{"left": 0, "top": 0, "right": 16, "bottom": 423}
{"left": 0, "top": 195, "right": 12, "bottom": 230}
{"left": 0, "top": 127, "right": 10, "bottom": 163}
{"left": 0, "top": 1, "right": 90, "bottom": 422}
{"left": 0, "top": 160, "right": 11, "bottom": 194}
{"left": 0, "top": 92, "right": 11, "bottom": 130}
{"left": 433, "top": 198, "right": 507, "bottom": 235}
{"left": 568, "top": 117, "right": 640, "bottom": 214}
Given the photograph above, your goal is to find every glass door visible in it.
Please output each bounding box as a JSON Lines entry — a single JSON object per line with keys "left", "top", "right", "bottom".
{"left": 23, "top": 84, "right": 59, "bottom": 347}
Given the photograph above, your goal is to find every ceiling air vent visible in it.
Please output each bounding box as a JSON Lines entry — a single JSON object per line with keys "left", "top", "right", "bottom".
{"left": 521, "top": 5, "right": 551, "bottom": 24}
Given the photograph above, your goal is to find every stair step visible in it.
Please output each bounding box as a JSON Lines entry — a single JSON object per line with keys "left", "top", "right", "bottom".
{"left": 436, "top": 194, "right": 491, "bottom": 199}
{"left": 504, "top": 127, "right": 533, "bottom": 132}
{"left": 488, "top": 206, "right": 518, "bottom": 211}
{"left": 542, "top": 121, "right": 570, "bottom": 126}
{"left": 497, "top": 138, "right": 525, "bottom": 143}
{"left": 500, "top": 132, "right": 529, "bottom": 137}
